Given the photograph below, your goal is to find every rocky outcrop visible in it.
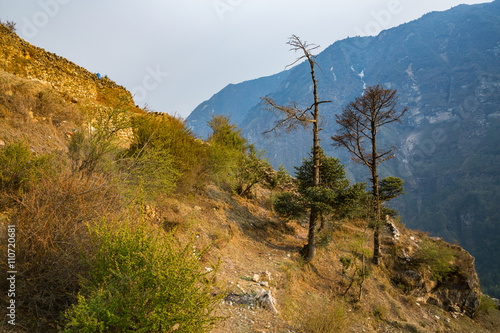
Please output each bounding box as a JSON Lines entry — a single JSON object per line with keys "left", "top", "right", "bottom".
{"left": 426, "top": 246, "right": 481, "bottom": 318}
{"left": 389, "top": 232, "right": 481, "bottom": 318}
{"left": 0, "top": 24, "right": 135, "bottom": 109}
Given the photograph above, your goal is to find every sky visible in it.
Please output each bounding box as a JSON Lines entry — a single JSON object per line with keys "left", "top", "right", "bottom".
{"left": 0, "top": 0, "right": 493, "bottom": 118}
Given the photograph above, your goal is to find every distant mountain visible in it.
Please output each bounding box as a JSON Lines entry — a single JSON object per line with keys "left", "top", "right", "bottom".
{"left": 187, "top": 1, "right": 500, "bottom": 296}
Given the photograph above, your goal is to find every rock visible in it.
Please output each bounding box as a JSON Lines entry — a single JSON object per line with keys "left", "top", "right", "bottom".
{"left": 386, "top": 215, "right": 400, "bottom": 240}
{"left": 0, "top": 139, "right": 5, "bottom": 147}
{"left": 257, "top": 289, "right": 278, "bottom": 314}
{"left": 252, "top": 271, "right": 272, "bottom": 283}
{"left": 431, "top": 246, "right": 481, "bottom": 317}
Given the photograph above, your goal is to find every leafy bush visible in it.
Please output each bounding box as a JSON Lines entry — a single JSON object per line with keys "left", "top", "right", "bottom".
{"left": 478, "top": 294, "right": 499, "bottom": 314}
{"left": 130, "top": 113, "right": 207, "bottom": 191}
{"left": 414, "top": 239, "right": 457, "bottom": 282}
{"left": 62, "top": 220, "right": 225, "bottom": 332}
{"left": 272, "top": 191, "right": 304, "bottom": 219}
{"left": 206, "top": 115, "right": 246, "bottom": 184}
{"left": 118, "top": 147, "right": 179, "bottom": 202}
{"left": 270, "top": 164, "right": 295, "bottom": 191}
{"left": 233, "top": 145, "right": 274, "bottom": 197}
{"left": 0, "top": 141, "right": 54, "bottom": 195}
{"left": 272, "top": 148, "right": 367, "bottom": 220}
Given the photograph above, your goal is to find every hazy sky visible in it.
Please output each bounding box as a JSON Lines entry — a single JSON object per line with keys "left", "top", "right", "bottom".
{"left": 0, "top": 1, "right": 492, "bottom": 118}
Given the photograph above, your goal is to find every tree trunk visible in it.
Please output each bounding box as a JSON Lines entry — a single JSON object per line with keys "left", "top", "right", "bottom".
{"left": 303, "top": 52, "right": 321, "bottom": 262}
{"left": 303, "top": 206, "right": 319, "bottom": 262}
{"left": 371, "top": 123, "right": 381, "bottom": 265}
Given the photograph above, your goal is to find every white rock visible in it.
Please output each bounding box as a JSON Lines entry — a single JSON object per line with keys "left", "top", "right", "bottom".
{"left": 257, "top": 289, "right": 278, "bottom": 314}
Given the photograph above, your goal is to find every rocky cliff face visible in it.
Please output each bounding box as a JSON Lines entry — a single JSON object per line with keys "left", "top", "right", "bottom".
{"left": 0, "top": 24, "right": 135, "bottom": 109}
{"left": 186, "top": 1, "right": 500, "bottom": 297}
{"left": 387, "top": 231, "right": 482, "bottom": 318}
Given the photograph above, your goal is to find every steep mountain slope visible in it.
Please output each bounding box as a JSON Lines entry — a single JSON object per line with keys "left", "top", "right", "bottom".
{"left": 186, "top": 1, "right": 500, "bottom": 296}
{"left": 188, "top": 71, "right": 289, "bottom": 139}
{"left": 2, "top": 20, "right": 500, "bottom": 333}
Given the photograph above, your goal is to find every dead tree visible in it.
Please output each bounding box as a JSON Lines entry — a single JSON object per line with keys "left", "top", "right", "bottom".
{"left": 261, "top": 35, "right": 330, "bottom": 262}
{"left": 332, "top": 85, "right": 407, "bottom": 265}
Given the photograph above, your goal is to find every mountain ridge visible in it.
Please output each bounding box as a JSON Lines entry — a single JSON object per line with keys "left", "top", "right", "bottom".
{"left": 186, "top": 0, "right": 500, "bottom": 297}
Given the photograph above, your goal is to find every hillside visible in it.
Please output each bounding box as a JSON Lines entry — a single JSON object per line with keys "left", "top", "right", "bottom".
{"left": 186, "top": 1, "right": 500, "bottom": 298}
{"left": 1, "top": 21, "right": 500, "bottom": 333}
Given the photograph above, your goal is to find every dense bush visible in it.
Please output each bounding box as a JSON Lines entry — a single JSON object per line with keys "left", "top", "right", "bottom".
{"left": 233, "top": 145, "right": 274, "bottom": 197}
{"left": 62, "top": 220, "right": 225, "bottom": 332}
{"left": 0, "top": 141, "right": 54, "bottom": 195}
{"left": 129, "top": 113, "right": 207, "bottom": 192}
{"left": 206, "top": 114, "right": 246, "bottom": 184}
{"left": 118, "top": 147, "right": 179, "bottom": 202}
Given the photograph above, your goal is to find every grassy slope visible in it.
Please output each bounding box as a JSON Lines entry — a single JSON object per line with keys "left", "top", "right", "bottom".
{"left": 154, "top": 184, "right": 500, "bottom": 333}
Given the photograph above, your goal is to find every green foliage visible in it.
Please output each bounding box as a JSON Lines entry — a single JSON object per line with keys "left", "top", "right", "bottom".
{"left": 206, "top": 115, "right": 246, "bottom": 183}
{"left": 379, "top": 176, "right": 405, "bottom": 202}
{"left": 0, "top": 141, "right": 53, "bottom": 194}
{"left": 272, "top": 148, "right": 367, "bottom": 220}
{"left": 233, "top": 145, "right": 274, "bottom": 197}
{"left": 205, "top": 115, "right": 275, "bottom": 196}
{"left": 69, "top": 105, "right": 129, "bottom": 175}
{"left": 129, "top": 113, "right": 207, "bottom": 191}
{"left": 207, "top": 114, "right": 246, "bottom": 152}
{"left": 272, "top": 192, "right": 304, "bottom": 219}
{"left": 414, "top": 239, "right": 457, "bottom": 283}
{"left": 339, "top": 256, "right": 352, "bottom": 274}
{"left": 62, "top": 220, "right": 225, "bottom": 332}
{"left": 478, "top": 294, "right": 498, "bottom": 314}
{"left": 295, "top": 147, "right": 349, "bottom": 193}
{"left": 118, "top": 148, "right": 179, "bottom": 202}
{"left": 272, "top": 164, "right": 295, "bottom": 191}
{"left": 379, "top": 177, "right": 405, "bottom": 217}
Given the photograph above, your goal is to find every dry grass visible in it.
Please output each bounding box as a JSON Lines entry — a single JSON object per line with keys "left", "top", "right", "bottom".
{"left": 0, "top": 168, "right": 122, "bottom": 331}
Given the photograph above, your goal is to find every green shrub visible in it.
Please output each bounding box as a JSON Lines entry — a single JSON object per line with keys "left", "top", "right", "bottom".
{"left": 130, "top": 113, "right": 207, "bottom": 191}
{"left": 62, "top": 220, "right": 225, "bottom": 332}
{"left": 414, "top": 239, "right": 457, "bottom": 282}
{"left": 233, "top": 145, "right": 274, "bottom": 197}
{"left": 118, "top": 147, "right": 179, "bottom": 202}
{"left": 272, "top": 191, "right": 304, "bottom": 219}
{"left": 206, "top": 115, "right": 246, "bottom": 184}
{"left": 0, "top": 141, "right": 53, "bottom": 194}
{"left": 478, "top": 294, "right": 498, "bottom": 314}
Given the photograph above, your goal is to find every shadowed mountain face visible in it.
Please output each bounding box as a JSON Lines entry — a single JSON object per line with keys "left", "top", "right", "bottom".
{"left": 187, "top": 1, "right": 500, "bottom": 296}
